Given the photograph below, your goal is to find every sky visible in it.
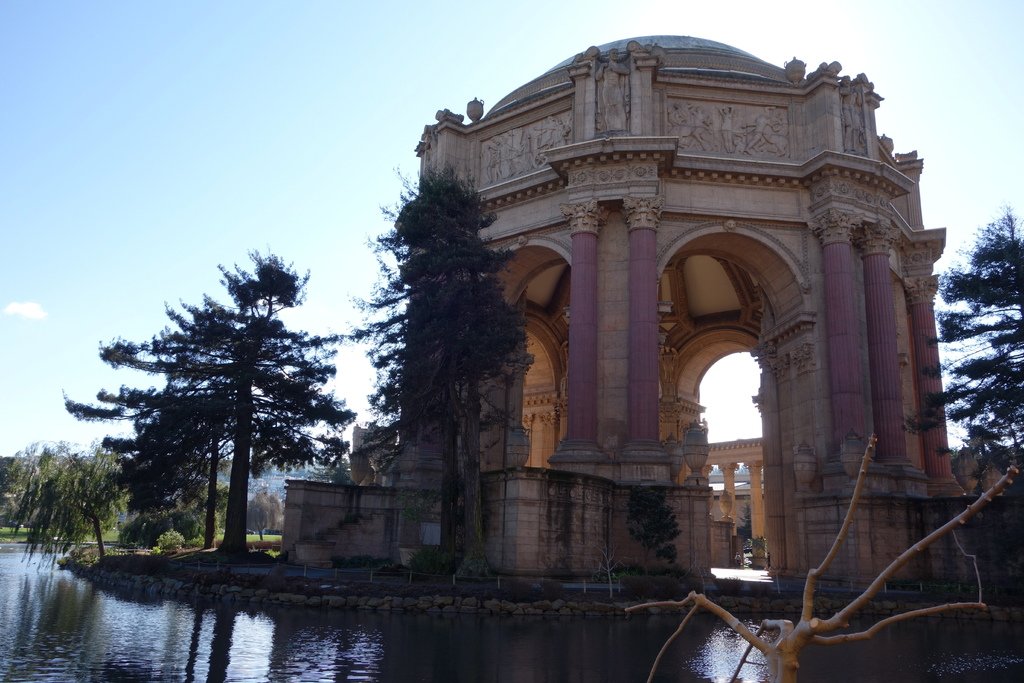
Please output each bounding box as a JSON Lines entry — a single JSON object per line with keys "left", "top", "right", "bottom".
{"left": 2, "top": 1, "right": 1023, "bottom": 457}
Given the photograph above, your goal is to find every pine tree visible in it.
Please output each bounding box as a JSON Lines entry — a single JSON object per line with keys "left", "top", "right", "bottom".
{"left": 354, "top": 169, "right": 523, "bottom": 571}
{"left": 627, "top": 486, "right": 681, "bottom": 569}
{"left": 68, "top": 253, "right": 354, "bottom": 554}
{"left": 937, "top": 208, "right": 1024, "bottom": 472}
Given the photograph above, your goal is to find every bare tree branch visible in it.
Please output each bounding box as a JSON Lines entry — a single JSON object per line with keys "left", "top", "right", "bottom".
{"left": 812, "top": 602, "right": 986, "bottom": 644}
{"left": 801, "top": 435, "right": 876, "bottom": 622}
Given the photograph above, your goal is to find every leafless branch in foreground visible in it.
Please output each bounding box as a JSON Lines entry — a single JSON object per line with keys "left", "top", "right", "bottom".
{"left": 626, "top": 435, "right": 1018, "bottom": 683}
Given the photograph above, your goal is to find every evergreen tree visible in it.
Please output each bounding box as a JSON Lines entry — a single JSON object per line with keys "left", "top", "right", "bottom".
{"left": 937, "top": 208, "right": 1024, "bottom": 471}
{"left": 68, "top": 253, "right": 354, "bottom": 554}
{"left": 627, "top": 486, "right": 681, "bottom": 569}
{"left": 354, "top": 169, "right": 523, "bottom": 571}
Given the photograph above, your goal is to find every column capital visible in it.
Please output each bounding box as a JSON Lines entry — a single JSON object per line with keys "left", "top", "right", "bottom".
{"left": 810, "top": 208, "right": 861, "bottom": 246}
{"left": 622, "top": 196, "right": 663, "bottom": 232}
{"left": 854, "top": 221, "right": 898, "bottom": 256}
{"left": 905, "top": 275, "right": 939, "bottom": 305}
{"left": 561, "top": 200, "right": 606, "bottom": 236}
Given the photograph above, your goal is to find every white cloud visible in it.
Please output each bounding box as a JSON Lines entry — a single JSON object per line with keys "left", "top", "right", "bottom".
{"left": 3, "top": 302, "right": 48, "bottom": 320}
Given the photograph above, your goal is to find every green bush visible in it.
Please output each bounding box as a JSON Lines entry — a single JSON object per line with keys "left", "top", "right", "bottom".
{"left": 120, "top": 510, "right": 203, "bottom": 548}
{"left": 714, "top": 577, "right": 744, "bottom": 596}
{"left": 408, "top": 546, "right": 451, "bottom": 575}
{"left": 156, "top": 529, "right": 185, "bottom": 553}
{"left": 331, "top": 555, "right": 387, "bottom": 568}
{"left": 540, "top": 579, "right": 564, "bottom": 600}
{"left": 502, "top": 577, "right": 536, "bottom": 601}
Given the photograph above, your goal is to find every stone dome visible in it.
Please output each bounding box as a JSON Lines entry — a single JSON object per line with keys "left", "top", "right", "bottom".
{"left": 490, "top": 35, "right": 786, "bottom": 116}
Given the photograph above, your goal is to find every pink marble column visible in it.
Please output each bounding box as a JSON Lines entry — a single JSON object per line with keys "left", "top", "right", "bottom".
{"left": 561, "top": 201, "right": 602, "bottom": 445}
{"left": 623, "top": 196, "right": 662, "bottom": 445}
{"left": 857, "top": 223, "right": 908, "bottom": 463}
{"left": 812, "top": 210, "right": 866, "bottom": 450}
{"left": 906, "top": 276, "right": 961, "bottom": 493}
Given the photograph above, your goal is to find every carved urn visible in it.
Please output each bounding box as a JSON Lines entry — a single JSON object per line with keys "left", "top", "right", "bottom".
{"left": 784, "top": 58, "right": 806, "bottom": 84}
{"left": 952, "top": 450, "right": 980, "bottom": 494}
{"left": 467, "top": 98, "right": 484, "bottom": 123}
{"left": 349, "top": 451, "right": 371, "bottom": 486}
{"left": 840, "top": 432, "right": 867, "bottom": 479}
{"left": 665, "top": 435, "right": 685, "bottom": 481}
{"left": 719, "top": 489, "right": 735, "bottom": 520}
{"left": 792, "top": 442, "right": 817, "bottom": 490}
{"left": 682, "top": 420, "right": 710, "bottom": 480}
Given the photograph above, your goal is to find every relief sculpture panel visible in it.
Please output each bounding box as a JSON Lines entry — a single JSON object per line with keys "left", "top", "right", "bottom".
{"left": 666, "top": 99, "right": 789, "bottom": 158}
{"left": 482, "top": 114, "right": 572, "bottom": 184}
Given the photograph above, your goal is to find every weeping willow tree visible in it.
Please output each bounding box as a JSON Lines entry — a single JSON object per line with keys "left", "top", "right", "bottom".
{"left": 16, "top": 444, "right": 127, "bottom": 558}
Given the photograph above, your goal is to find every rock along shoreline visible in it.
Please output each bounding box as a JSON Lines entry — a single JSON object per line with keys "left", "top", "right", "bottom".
{"left": 67, "top": 562, "right": 1024, "bottom": 622}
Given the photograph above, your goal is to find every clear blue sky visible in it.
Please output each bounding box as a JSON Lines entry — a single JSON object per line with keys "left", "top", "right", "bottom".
{"left": 3, "top": 1, "right": 1022, "bottom": 456}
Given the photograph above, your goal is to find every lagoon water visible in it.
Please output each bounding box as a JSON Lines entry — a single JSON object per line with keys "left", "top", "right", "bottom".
{"left": 2, "top": 547, "right": 1023, "bottom": 682}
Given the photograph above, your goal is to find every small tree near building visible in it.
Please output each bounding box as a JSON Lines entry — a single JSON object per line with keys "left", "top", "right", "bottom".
{"left": 627, "top": 486, "right": 681, "bottom": 570}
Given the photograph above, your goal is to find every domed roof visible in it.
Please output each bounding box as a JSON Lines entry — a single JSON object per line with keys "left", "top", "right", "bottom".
{"left": 490, "top": 35, "right": 786, "bottom": 115}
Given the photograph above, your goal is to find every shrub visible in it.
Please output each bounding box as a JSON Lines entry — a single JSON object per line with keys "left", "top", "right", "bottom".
{"left": 120, "top": 510, "right": 203, "bottom": 548}
{"left": 540, "top": 579, "right": 564, "bottom": 600}
{"left": 714, "top": 577, "right": 744, "bottom": 596}
{"left": 156, "top": 529, "right": 185, "bottom": 553}
{"left": 97, "top": 552, "right": 171, "bottom": 575}
{"left": 502, "top": 577, "right": 536, "bottom": 601}
{"left": 649, "top": 575, "right": 684, "bottom": 599}
{"left": 332, "top": 555, "right": 386, "bottom": 569}
{"left": 408, "top": 547, "right": 451, "bottom": 575}
{"left": 621, "top": 575, "right": 655, "bottom": 599}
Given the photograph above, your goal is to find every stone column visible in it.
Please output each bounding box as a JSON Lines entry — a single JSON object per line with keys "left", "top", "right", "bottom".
{"left": 755, "top": 350, "right": 789, "bottom": 571}
{"left": 720, "top": 462, "right": 738, "bottom": 523}
{"left": 749, "top": 462, "right": 765, "bottom": 539}
{"left": 559, "top": 200, "right": 602, "bottom": 449}
{"left": 811, "top": 209, "right": 867, "bottom": 451}
{"left": 504, "top": 349, "right": 533, "bottom": 468}
{"left": 906, "top": 276, "right": 962, "bottom": 495}
{"left": 623, "top": 196, "right": 663, "bottom": 449}
{"left": 856, "top": 222, "right": 909, "bottom": 463}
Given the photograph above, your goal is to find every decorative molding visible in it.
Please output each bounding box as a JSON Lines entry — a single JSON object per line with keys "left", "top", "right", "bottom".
{"left": 560, "top": 200, "right": 606, "bottom": 236}
{"left": 904, "top": 275, "right": 939, "bottom": 306}
{"left": 810, "top": 208, "right": 861, "bottom": 246}
{"left": 623, "top": 196, "right": 664, "bottom": 231}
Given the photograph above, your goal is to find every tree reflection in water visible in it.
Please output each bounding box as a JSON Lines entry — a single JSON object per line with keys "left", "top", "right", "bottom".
{"left": 2, "top": 551, "right": 1023, "bottom": 682}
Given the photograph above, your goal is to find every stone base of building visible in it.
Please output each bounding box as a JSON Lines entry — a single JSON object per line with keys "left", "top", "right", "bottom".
{"left": 794, "top": 491, "right": 1024, "bottom": 583}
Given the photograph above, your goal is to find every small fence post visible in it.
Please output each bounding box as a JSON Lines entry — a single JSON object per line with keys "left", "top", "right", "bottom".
{"left": 452, "top": 574, "right": 456, "bottom": 586}
{"left": 370, "top": 569, "right": 374, "bottom": 583}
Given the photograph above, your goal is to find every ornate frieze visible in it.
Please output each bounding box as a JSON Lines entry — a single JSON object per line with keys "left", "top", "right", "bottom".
{"left": 567, "top": 162, "right": 658, "bottom": 187}
{"left": 666, "top": 99, "right": 789, "bottom": 158}
{"left": 901, "top": 240, "right": 943, "bottom": 278}
{"left": 623, "top": 196, "right": 663, "bottom": 231}
{"left": 560, "top": 200, "right": 605, "bottom": 235}
{"left": 482, "top": 114, "right": 572, "bottom": 185}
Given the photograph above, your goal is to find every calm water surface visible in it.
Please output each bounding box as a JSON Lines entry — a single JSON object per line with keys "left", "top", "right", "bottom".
{"left": 2, "top": 547, "right": 1023, "bottom": 682}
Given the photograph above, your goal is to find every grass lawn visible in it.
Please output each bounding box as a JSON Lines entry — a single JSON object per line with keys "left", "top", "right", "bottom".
{"left": 0, "top": 526, "right": 29, "bottom": 542}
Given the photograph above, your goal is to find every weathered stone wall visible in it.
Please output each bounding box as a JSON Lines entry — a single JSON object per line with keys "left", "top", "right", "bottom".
{"left": 796, "top": 492, "right": 1024, "bottom": 583}
{"left": 482, "top": 468, "right": 613, "bottom": 576}
{"left": 483, "top": 470, "right": 713, "bottom": 577}
{"left": 283, "top": 480, "right": 416, "bottom": 566}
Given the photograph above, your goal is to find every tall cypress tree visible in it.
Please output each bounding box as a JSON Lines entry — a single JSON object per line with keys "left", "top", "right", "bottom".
{"left": 937, "top": 208, "right": 1024, "bottom": 471}
{"left": 354, "top": 169, "right": 523, "bottom": 571}
{"left": 68, "top": 253, "right": 354, "bottom": 554}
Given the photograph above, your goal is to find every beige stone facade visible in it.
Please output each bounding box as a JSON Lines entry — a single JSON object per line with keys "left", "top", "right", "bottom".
{"left": 285, "top": 36, "right": 972, "bottom": 580}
